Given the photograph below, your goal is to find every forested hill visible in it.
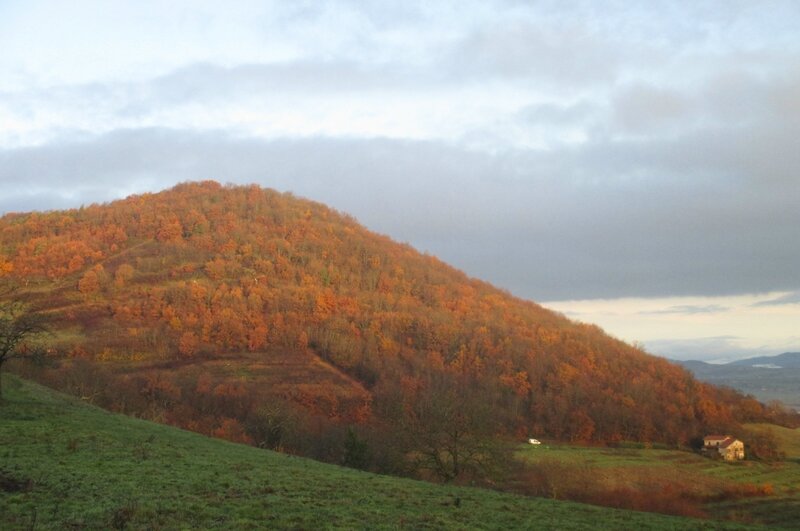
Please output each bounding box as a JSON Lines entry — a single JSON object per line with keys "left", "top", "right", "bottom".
{"left": 0, "top": 181, "right": 789, "bottom": 452}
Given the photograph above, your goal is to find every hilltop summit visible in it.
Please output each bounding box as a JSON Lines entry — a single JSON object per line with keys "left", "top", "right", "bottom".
{"left": 0, "top": 182, "right": 783, "bottom": 450}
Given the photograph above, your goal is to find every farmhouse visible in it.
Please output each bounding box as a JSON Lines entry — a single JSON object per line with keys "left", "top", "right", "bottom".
{"left": 703, "top": 435, "right": 745, "bottom": 461}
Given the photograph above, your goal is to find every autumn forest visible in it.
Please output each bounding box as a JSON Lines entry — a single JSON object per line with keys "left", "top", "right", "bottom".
{"left": 1, "top": 181, "right": 796, "bottom": 482}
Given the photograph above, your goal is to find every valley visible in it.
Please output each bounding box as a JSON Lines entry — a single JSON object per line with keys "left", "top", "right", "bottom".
{"left": 678, "top": 354, "right": 800, "bottom": 412}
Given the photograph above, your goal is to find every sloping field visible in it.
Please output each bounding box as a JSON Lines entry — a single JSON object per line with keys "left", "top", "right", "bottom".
{"left": 0, "top": 375, "right": 742, "bottom": 530}
{"left": 744, "top": 423, "right": 800, "bottom": 459}
{"left": 517, "top": 440, "right": 800, "bottom": 528}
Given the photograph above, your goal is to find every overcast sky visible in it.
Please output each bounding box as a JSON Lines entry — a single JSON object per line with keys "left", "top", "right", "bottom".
{"left": 1, "top": 1, "right": 799, "bottom": 361}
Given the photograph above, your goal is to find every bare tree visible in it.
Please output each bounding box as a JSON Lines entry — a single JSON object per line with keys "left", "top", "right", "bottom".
{"left": 395, "top": 373, "right": 506, "bottom": 482}
{"left": 0, "top": 287, "right": 48, "bottom": 400}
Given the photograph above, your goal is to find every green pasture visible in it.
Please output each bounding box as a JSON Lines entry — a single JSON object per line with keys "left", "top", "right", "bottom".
{"left": 744, "top": 423, "right": 800, "bottom": 460}
{"left": 518, "top": 435, "right": 800, "bottom": 528}
{"left": 1, "top": 374, "right": 739, "bottom": 530}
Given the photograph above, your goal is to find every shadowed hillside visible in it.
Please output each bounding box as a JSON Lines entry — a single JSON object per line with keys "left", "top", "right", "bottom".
{"left": 1, "top": 182, "right": 792, "bottom": 471}
{"left": 3, "top": 374, "right": 747, "bottom": 530}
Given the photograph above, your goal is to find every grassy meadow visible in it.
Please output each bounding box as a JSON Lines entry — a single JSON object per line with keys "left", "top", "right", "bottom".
{"left": 744, "top": 423, "right": 800, "bottom": 460}
{"left": 0, "top": 374, "right": 749, "bottom": 530}
{"left": 516, "top": 433, "right": 800, "bottom": 528}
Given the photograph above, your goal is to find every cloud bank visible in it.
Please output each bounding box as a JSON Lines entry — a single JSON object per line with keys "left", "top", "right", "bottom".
{"left": 3, "top": 128, "right": 798, "bottom": 301}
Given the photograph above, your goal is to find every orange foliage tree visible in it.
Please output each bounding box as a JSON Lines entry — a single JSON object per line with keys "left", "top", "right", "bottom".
{"left": 1, "top": 180, "right": 793, "bottom": 461}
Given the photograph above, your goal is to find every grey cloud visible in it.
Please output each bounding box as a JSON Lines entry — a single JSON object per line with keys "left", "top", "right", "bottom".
{"left": 752, "top": 291, "right": 800, "bottom": 307}
{"left": 642, "top": 305, "right": 730, "bottom": 316}
{"left": 612, "top": 84, "right": 691, "bottom": 133}
{"left": 520, "top": 100, "right": 598, "bottom": 125}
{"left": 0, "top": 59, "right": 437, "bottom": 128}
{"left": 0, "top": 190, "right": 90, "bottom": 215}
{"left": 602, "top": 66, "right": 800, "bottom": 144}
{"left": 446, "top": 20, "right": 625, "bottom": 87}
{"left": 2, "top": 128, "right": 799, "bottom": 301}
{"left": 646, "top": 336, "right": 776, "bottom": 362}
{"left": 768, "top": 75, "right": 800, "bottom": 116}
{"left": 278, "top": 0, "right": 429, "bottom": 31}
{"left": 701, "top": 70, "right": 775, "bottom": 125}
{"left": 574, "top": 112, "right": 800, "bottom": 186}
{"left": 5, "top": 7, "right": 799, "bottom": 142}
{"left": 147, "top": 61, "right": 426, "bottom": 104}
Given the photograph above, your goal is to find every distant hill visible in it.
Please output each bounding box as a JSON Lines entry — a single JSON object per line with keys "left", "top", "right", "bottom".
{"left": 730, "top": 352, "right": 800, "bottom": 369}
{"left": 3, "top": 374, "right": 714, "bottom": 530}
{"left": 0, "top": 181, "right": 790, "bottom": 461}
{"left": 676, "top": 354, "right": 800, "bottom": 412}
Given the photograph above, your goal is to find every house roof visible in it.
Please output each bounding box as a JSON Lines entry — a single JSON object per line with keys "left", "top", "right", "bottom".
{"left": 704, "top": 435, "right": 729, "bottom": 441}
{"left": 719, "top": 437, "right": 740, "bottom": 449}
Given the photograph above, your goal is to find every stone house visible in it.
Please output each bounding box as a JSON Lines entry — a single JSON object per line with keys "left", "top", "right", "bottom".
{"left": 703, "top": 435, "right": 745, "bottom": 460}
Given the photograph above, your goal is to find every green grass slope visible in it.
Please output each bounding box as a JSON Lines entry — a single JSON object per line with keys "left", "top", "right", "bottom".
{"left": 517, "top": 442, "right": 800, "bottom": 528}
{"left": 744, "top": 423, "right": 800, "bottom": 459}
{"left": 1, "top": 375, "right": 743, "bottom": 530}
